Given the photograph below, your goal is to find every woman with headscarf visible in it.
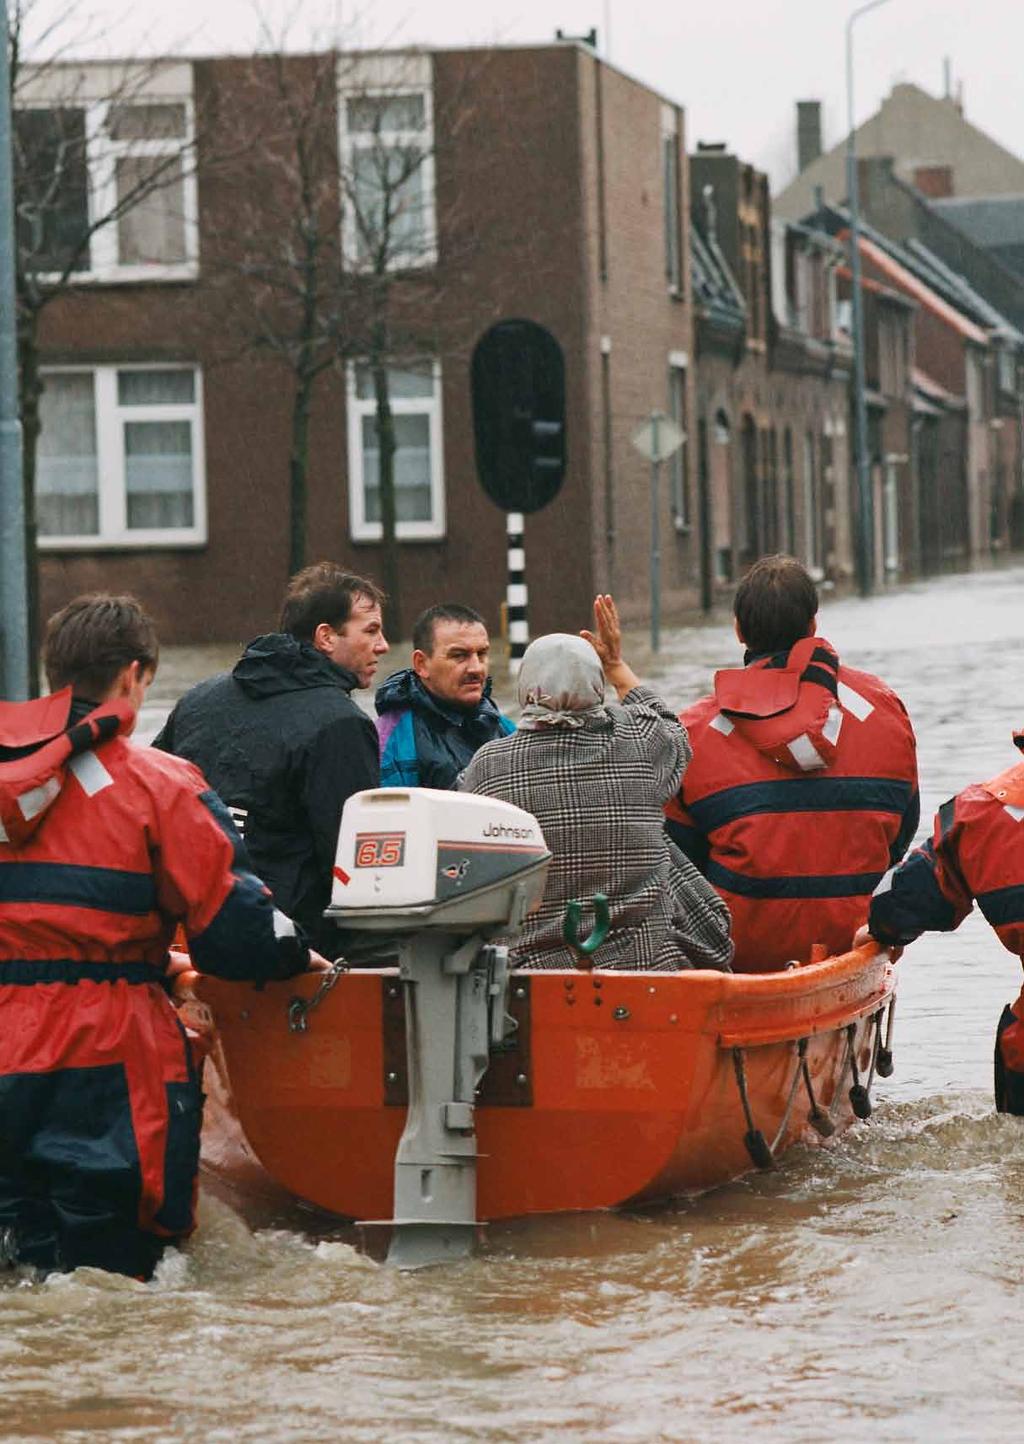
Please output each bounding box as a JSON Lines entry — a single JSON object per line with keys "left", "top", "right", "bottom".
{"left": 459, "top": 596, "right": 733, "bottom": 971}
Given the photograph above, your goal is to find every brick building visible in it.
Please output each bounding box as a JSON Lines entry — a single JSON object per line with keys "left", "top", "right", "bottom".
{"left": 777, "top": 87, "right": 1024, "bottom": 578}
{"left": 689, "top": 146, "right": 852, "bottom": 598}
{"left": 22, "top": 44, "right": 703, "bottom": 645}
{"left": 815, "top": 203, "right": 1014, "bottom": 569}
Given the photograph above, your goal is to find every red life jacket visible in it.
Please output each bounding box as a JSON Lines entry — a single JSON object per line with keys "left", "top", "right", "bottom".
{"left": 0, "top": 689, "right": 304, "bottom": 1243}
{"left": 666, "top": 638, "right": 919, "bottom": 972}
{"left": 868, "top": 734, "right": 1024, "bottom": 1107}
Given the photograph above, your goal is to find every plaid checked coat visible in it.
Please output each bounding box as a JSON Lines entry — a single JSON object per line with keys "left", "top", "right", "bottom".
{"left": 459, "top": 686, "right": 733, "bottom": 971}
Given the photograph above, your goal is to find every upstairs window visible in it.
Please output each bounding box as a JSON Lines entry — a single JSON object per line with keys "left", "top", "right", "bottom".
{"left": 15, "top": 91, "right": 197, "bottom": 281}
{"left": 346, "top": 360, "right": 445, "bottom": 541}
{"left": 998, "top": 347, "right": 1017, "bottom": 396}
{"left": 338, "top": 58, "right": 436, "bottom": 271}
{"left": 661, "top": 105, "right": 682, "bottom": 294}
{"left": 37, "top": 365, "right": 206, "bottom": 548}
{"left": 668, "top": 356, "right": 690, "bottom": 529}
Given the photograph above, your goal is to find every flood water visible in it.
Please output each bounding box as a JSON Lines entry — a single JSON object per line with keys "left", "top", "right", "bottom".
{"left": 6, "top": 565, "right": 1024, "bottom": 1442}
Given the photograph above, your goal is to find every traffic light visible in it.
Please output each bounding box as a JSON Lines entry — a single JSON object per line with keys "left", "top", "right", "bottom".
{"left": 471, "top": 319, "right": 567, "bottom": 514}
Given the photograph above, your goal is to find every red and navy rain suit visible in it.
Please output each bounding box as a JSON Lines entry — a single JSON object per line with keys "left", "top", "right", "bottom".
{"left": 0, "top": 690, "right": 310, "bottom": 1278}
{"left": 869, "top": 734, "right": 1024, "bottom": 1113}
{"left": 665, "top": 636, "right": 919, "bottom": 972}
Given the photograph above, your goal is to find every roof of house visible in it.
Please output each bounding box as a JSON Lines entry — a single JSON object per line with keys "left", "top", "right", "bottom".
{"left": 931, "top": 194, "right": 1024, "bottom": 280}
{"left": 856, "top": 234, "right": 989, "bottom": 343}
{"left": 835, "top": 264, "right": 915, "bottom": 307}
{"left": 813, "top": 201, "right": 1019, "bottom": 345}
{"left": 775, "top": 82, "right": 1024, "bottom": 222}
{"left": 904, "top": 236, "right": 1023, "bottom": 341}
{"left": 932, "top": 193, "right": 1024, "bottom": 246}
{"left": 913, "top": 366, "right": 966, "bottom": 409}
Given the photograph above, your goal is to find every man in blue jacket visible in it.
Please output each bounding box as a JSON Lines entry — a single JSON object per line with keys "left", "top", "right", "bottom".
{"left": 375, "top": 603, "right": 513, "bottom": 789}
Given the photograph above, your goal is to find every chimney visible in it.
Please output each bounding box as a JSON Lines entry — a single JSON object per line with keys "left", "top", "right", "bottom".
{"left": 797, "top": 100, "right": 822, "bottom": 173}
{"left": 914, "top": 165, "right": 954, "bottom": 199}
{"left": 943, "top": 56, "right": 951, "bottom": 99}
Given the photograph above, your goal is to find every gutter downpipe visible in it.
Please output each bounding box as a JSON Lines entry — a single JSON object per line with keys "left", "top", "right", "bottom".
{"left": 846, "top": 0, "right": 892, "bottom": 598}
{"left": 0, "top": 0, "right": 28, "bottom": 699}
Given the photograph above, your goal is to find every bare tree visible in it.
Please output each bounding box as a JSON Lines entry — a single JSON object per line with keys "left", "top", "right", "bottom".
{"left": 201, "top": 39, "right": 482, "bottom": 637}
{"left": 199, "top": 47, "right": 345, "bottom": 589}
{"left": 9, "top": 0, "right": 203, "bottom": 681}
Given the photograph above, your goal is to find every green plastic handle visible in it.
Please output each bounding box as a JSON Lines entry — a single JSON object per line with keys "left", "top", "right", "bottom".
{"left": 563, "top": 893, "right": 611, "bottom": 957}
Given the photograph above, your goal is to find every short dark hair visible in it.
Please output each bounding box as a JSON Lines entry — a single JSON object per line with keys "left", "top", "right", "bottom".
{"left": 733, "top": 554, "right": 818, "bottom": 655}
{"left": 279, "top": 562, "right": 385, "bottom": 642}
{"left": 43, "top": 594, "right": 159, "bottom": 700}
{"left": 412, "top": 603, "right": 487, "bottom": 655}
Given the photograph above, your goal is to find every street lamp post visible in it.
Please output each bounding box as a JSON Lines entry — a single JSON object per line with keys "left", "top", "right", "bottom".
{"left": 0, "top": 0, "right": 28, "bottom": 698}
{"left": 846, "top": 0, "right": 892, "bottom": 599}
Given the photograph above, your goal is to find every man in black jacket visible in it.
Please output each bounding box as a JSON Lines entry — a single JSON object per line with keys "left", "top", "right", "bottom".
{"left": 154, "top": 563, "right": 387, "bottom": 953}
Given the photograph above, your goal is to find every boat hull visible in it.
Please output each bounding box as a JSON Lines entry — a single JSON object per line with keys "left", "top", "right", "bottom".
{"left": 193, "top": 945, "right": 896, "bottom": 1220}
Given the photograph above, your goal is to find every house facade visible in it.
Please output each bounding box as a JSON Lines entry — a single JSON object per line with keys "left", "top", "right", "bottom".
{"left": 689, "top": 146, "right": 853, "bottom": 598}
{"left": 24, "top": 44, "right": 702, "bottom": 644}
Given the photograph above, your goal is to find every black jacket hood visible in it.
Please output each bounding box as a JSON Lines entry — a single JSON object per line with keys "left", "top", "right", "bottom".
{"left": 232, "top": 633, "right": 359, "bottom": 701}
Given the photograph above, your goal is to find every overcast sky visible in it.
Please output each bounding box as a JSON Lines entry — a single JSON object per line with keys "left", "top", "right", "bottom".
{"left": 24, "top": 0, "right": 1024, "bottom": 192}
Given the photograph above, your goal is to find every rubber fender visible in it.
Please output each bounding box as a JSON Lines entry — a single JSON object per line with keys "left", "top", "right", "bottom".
{"left": 743, "top": 1129, "right": 775, "bottom": 1170}
{"left": 809, "top": 1109, "right": 835, "bottom": 1138}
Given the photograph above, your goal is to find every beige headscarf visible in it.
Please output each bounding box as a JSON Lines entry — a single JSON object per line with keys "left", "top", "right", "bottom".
{"left": 517, "top": 634, "right": 606, "bottom": 730}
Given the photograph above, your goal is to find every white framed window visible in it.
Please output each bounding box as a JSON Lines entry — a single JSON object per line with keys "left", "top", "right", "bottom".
{"left": 337, "top": 55, "right": 437, "bottom": 271}
{"left": 15, "top": 86, "right": 198, "bottom": 282}
{"left": 668, "top": 353, "right": 690, "bottom": 530}
{"left": 346, "top": 360, "right": 445, "bottom": 541}
{"left": 998, "top": 347, "right": 1017, "bottom": 396}
{"left": 661, "top": 104, "right": 681, "bottom": 295}
{"left": 37, "top": 364, "right": 206, "bottom": 549}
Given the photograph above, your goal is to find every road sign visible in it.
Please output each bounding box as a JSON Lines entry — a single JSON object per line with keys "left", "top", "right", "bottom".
{"left": 631, "top": 411, "right": 686, "bottom": 655}
{"left": 631, "top": 411, "right": 685, "bottom": 464}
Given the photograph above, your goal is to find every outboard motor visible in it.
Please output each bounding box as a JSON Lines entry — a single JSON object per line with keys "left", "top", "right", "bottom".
{"left": 325, "top": 788, "right": 550, "bottom": 1268}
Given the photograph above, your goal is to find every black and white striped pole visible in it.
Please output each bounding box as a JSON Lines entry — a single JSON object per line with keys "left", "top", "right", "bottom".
{"left": 471, "top": 320, "right": 567, "bottom": 678}
{"left": 506, "top": 512, "right": 528, "bottom": 674}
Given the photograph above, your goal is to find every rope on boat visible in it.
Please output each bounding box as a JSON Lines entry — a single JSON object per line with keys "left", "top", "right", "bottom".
{"left": 736, "top": 1037, "right": 828, "bottom": 1168}
{"left": 737, "top": 999, "right": 895, "bottom": 1168}
{"left": 847, "top": 1022, "right": 872, "bottom": 1119}
{"left": 800, "top": 1044, "right": 836, "bottom": 1137}
{"left": 769, "top": 1039, "right": 809, "bottom": 1155}
{"left": 825, "top": 1024, "right": 856, "bottom": 1124}
{"left": 732, "top": 1047, "right": 775, "bottom": 1169}
{"left": 876, "top": 996, "right": 896, "bottom": 1077}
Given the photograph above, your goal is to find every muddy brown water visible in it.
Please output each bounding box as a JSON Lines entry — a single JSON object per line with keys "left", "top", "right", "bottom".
{"left": 5, "top": 567, "right": 1024, "bottom": 1442}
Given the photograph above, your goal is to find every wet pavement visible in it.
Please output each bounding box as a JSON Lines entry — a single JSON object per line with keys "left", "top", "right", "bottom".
{"left": 7, "top": 563, "right": 1024, "bottom": 1442}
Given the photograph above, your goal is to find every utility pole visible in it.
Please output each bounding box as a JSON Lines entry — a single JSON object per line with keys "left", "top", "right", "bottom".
{"left": 0, "top": 0, "right": 29, "bottom": 699}
{"left": 630, "top": 409, "right": 685, "bottom": 655}
{"left": 846, "top": 0, "right": 892, "bottom": 599}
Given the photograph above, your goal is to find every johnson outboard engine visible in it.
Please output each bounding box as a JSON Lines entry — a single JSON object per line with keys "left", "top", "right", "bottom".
{"left": 325, "top": 788, "right": 550, "bottom": 1268}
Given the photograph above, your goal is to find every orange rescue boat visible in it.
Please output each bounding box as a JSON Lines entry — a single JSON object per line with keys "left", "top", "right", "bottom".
{"left": 176, "top": 788, "right": 898, "bottom": 1264}
{"left": 192, "top": 946, "right": 894, "bottom": 1218}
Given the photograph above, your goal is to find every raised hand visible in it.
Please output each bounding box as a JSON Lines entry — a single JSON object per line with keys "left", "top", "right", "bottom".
{"left": 581, "top": 594, "right": 623, "bottom": 668}
{"left": 581, "top": 594, "right": 639, "bottom": 699}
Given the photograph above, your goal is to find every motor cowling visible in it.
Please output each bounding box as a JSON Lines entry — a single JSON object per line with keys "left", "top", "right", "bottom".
{"left": 326, "top": 788, "right": 550, "bottom": 932}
